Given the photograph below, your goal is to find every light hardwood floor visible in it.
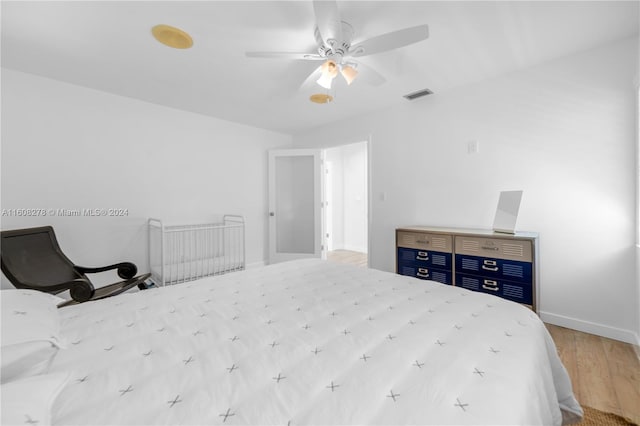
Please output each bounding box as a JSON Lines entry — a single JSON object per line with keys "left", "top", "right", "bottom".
{"left": 327, "top": 249, "right": 368, "bottom": 267}
{"left": 546, "top": 324, "right": 639, "bottom": 424}
{"left": 327, "top": 250, "right": 640, "bottom": 424}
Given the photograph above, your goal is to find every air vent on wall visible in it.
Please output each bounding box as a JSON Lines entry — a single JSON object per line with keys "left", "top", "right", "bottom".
{"left": 403, "top": 88, "right": 433, "bottom": 101}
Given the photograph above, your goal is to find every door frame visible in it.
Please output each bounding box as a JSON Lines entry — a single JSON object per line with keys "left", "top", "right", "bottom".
{"left": 322, "top": 139, "right": 370, "bottom": 267}
{"left": 267, "top": 137, "right": 371, "bottom": 267}
{"left": 267, "top": 148, "right": 323, "bottom": 264}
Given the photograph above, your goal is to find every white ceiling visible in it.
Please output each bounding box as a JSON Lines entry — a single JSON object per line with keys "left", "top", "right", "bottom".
{"left": 2, "top": 1, "right": 638, "bottom": 135}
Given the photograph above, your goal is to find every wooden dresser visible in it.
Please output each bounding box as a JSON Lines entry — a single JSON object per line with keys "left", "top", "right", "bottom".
{"left": 396, "top": 226, "right": 539, "bottom": 312}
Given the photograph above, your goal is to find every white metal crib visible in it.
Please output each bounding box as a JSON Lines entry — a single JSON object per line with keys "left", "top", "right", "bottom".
{"left": 148, "top": 215, "right": 245, "bottom": 286}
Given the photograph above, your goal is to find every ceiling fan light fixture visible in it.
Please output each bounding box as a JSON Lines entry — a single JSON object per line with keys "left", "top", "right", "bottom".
{"left": 316, "top": 73, "right": 333, "bottom": 89}
{"left": 340, "top": 64, "right": 358, "bottom": 85}
{"left": 317, "top": 60, "right": 338, "bottom": 89}
{"left": 152, "top": 24, "right": 193, "bottom": 49}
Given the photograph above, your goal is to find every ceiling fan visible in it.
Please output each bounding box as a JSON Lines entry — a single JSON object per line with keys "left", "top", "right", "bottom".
{"left": 245, "top": 0, "right": 429, "bottom": 91}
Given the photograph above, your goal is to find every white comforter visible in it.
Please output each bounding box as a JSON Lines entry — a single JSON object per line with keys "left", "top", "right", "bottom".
{"left": 50, "top": 259, "right": 581, "bottom": 425}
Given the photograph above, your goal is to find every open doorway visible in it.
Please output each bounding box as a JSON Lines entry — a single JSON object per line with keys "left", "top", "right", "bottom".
{"left": 324, "top": 141, "right": 368, "bottom": 267}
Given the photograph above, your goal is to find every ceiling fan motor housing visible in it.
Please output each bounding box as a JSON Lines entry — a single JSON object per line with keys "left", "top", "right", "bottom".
{"left": 315, "top": 21, "right": 354, "bottom": 62}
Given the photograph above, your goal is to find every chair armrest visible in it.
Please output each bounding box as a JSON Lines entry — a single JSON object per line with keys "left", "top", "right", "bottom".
{"left": 92, "top": 273, "right": 151, "bottom": 299}
{"left": 58, "top": 273, "right": 151, "bottom": 308}
{"left": 75, "top": 262, "right": 138, "bottom": 279}
{"left": 66, "top": 278, "right": 95, "bottom": 303}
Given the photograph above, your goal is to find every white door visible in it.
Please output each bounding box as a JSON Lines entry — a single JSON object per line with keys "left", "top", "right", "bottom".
{"left": 268, "top": 149, "right": 323, "bottom": 264}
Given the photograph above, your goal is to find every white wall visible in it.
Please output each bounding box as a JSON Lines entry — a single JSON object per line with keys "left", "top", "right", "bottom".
{"left": 293, "top": 37, "right": 640, "bottom": 345}
{"left": 1, "top": 69, "right": 291, "bottom": 287}
{"left": 636, "top": 76, "right": 640, "bottom": 344}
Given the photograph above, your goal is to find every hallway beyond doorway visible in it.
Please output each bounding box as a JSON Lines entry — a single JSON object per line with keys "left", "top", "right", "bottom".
{"left": 327, "top": 250, "right": 367, "bottom": 267}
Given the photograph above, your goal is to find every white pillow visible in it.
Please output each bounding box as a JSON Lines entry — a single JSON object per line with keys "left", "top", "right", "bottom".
{"left": 1, "top": 372, "right": 70, "bottom": 426}
{"left": 2, "top": 341, "right": 59, "bottom": 384}
{"left": 1, "top": 290, "right": 66, "bottom": 383}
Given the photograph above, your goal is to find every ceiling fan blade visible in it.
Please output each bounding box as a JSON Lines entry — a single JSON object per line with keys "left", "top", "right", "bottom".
{"left": 349, "top": 24, "right": 429, "bottom": 58}
{"left": 267, "top": 64, "right": 323, "bottom": 101}
{"left": 245, "top": 52, "right": 325, "bottom": 60}
{"left": 353, "top": 61, "right": 386, "bottom": 86}
{"left": 299, "top": 65, "right": 324, "bottom": 91}
{"left": 313, "top": 0, "right": 342, "bottom": 49}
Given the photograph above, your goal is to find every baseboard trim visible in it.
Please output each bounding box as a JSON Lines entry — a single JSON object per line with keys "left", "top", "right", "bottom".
{"left": 246, "top": 260, "right": 266, "bottom": 269}
{"left": 540, "top": 311, "right": 640, "bottom": 346}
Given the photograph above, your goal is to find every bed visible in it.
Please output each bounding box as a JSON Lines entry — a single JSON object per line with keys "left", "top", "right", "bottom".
{"left": 1, "top": 258, "right": 582, "bottom": 425}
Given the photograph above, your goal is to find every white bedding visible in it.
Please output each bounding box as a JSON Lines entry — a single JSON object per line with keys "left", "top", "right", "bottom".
{"left": 49, "top": 259, "right": 581, "bottom": 425}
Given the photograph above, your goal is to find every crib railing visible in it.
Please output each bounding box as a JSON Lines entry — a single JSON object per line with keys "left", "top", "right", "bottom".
{"left": 148, "top": 215, "right": 245, "bottom": 286}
